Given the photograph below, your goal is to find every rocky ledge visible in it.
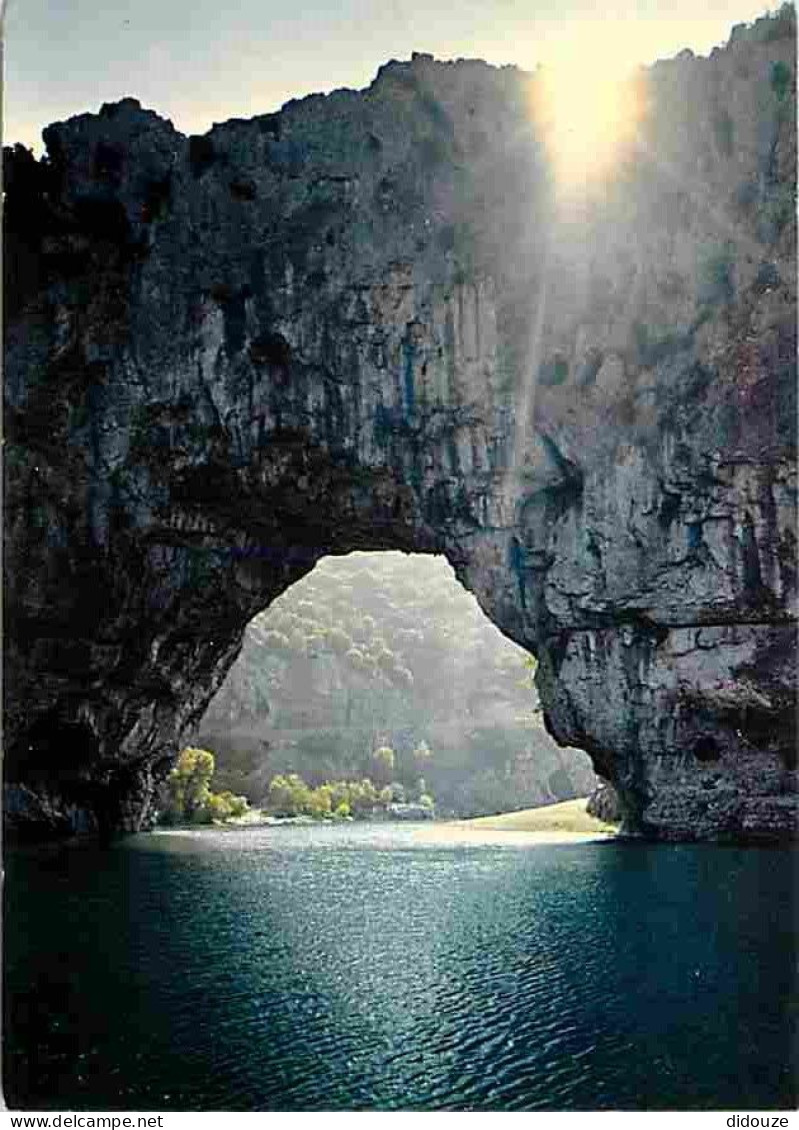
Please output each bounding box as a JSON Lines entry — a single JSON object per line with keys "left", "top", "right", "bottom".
{"left": 4, "top": 10, "right": 796, "bottom": 840}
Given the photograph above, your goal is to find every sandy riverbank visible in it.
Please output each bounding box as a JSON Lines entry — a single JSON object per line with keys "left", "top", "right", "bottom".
{"left": 153, "top": 797, "right": 619, "bottom": 844}
{"left": 424, "top": 797, "right": 619, "bottom": 844}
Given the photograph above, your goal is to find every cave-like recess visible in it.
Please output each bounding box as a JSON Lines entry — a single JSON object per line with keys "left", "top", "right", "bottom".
{"left": 4, "top": 14, "right": 797, "bottom": 841}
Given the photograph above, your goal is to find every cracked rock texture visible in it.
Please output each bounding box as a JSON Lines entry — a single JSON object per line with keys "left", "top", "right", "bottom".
{"left": 4, "top": 11, "right": 796, "bottom": 839}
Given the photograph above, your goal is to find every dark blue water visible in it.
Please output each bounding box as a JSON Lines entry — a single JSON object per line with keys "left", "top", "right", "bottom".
{"left": 4, "top": 823, "right": 797, "bottom": 1111}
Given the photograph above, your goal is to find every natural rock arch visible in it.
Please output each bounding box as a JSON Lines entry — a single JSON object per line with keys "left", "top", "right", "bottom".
{"left": 5, "top": 17, "right": 797, "bottom": 840}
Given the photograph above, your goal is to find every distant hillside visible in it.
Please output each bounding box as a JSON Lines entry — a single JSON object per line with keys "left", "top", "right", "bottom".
{"left": 197, "top": 552, "right": 596, "bottom": 816}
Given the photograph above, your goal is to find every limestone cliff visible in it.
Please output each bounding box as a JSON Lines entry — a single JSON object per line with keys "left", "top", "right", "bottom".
{"left": 4, "top": 9, "right": 796, "bottom": 840}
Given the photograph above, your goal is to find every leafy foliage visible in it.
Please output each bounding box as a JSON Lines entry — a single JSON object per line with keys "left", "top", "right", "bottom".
{"left": 771, "top": 61, "right": 792, "bottom": 102}
{"left": 372, "top": 745, "right": 396, "bottom": 782}
{"left": 160, "top": 747, "right": 249, "bottom": 825}
{"left": 199, "top": 553, "right": 596, "bottom": 816}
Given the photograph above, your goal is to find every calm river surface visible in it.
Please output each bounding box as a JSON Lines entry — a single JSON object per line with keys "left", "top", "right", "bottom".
{"left": 4, "top": 823, "right": 797, "bottom": 1111}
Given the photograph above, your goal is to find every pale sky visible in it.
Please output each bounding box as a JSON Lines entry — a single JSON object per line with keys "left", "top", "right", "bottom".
{"left": 3, "top": 0, "right": 786, "bottom": 153}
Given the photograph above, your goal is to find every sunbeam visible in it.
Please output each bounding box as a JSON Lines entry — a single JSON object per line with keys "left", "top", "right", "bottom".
{"left": 527, "top": 29, "right": 648, "bottom": 199}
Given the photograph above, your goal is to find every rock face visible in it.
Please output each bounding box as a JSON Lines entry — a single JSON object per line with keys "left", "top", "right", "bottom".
{"left": 4, "top": 11, "right": 796, "bottom": 840}
{"left": 586, "top": 781, "right": 622, "bottom": 825}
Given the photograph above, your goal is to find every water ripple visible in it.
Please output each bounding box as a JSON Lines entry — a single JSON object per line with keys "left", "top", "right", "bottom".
{"left": 5, "top": 826, "right": 796, "bottom": 1111}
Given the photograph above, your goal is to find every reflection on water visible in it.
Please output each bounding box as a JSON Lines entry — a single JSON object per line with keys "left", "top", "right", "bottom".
{"left": 5, "top": 824, "right": 797, "bottom": 1111}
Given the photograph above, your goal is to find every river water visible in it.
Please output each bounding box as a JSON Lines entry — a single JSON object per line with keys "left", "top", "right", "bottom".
{"left": 4, "top": 823, "right": 796, "bottom": 1110}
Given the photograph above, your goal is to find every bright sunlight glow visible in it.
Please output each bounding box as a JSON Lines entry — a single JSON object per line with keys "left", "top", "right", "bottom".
{"left": 528, "top": 32, "right": 648, "bottom": 198}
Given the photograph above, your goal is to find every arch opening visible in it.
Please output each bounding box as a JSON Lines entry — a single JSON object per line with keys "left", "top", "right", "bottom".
{"left": 186, "top": 551, "right": 596, "bottom": 823}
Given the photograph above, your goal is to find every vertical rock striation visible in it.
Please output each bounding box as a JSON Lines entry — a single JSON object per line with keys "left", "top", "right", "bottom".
{"left": 4, "top": 11, "right": 796, "bottom": 839}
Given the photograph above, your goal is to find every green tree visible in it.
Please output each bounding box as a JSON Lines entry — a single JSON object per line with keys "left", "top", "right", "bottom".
{"left": 161, "top": 748, "right": 249, "bottom": 824}
{"left": 262, "top": 629, "right": 292, "bottom": 654}
{"left": 266, "top": 772, "right": 320, "bottom": 815}
{"left": 166, "top": 747, "right": 215, "bottom": 821}
{"left": 206, "top": 791, "right": 242, "bottom": 822}
{"left": 326, "top": 625, "right": 352, "bottom": 654}
{"left": 412, "top": 740, "right": 433, "bottom": 773}
{"left": 266, "top": 774, "right": 292, "bottom": 814}
{"left": 374, "top": 647, "right": 396, "bottom": 673}
{"left": 218, "top": 791, "right": 249, "bottom": 818}
{"left": 349, "top": 777, "right": 379, "bottom": 816}
{"left": 200, "top": 550, "right": 597, "bottom": 820}
{"left": 307, "top": 786, "right": 332, "bottom": 819}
